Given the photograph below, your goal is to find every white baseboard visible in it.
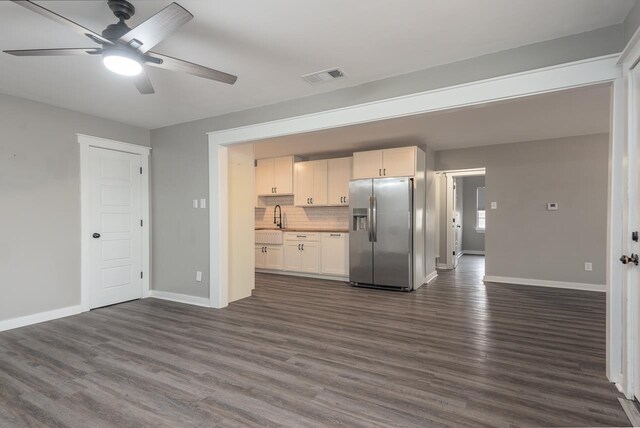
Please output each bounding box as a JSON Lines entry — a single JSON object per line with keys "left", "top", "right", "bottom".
{"left": 437, "top": 263, "right": 449, "bottom": 270}
{"left": 256, "top": 269, "right": 349, "bottom": 282}
{"left": 483, "top": 275, "right": 605, "bottom": 292}
{"left": 460, "top": 250, "right": 485, "bottom": 255}
{"left": 0, "top": 304, "right": 84, "bottom": 332}
{"left": 425, "top": 270, "right": 438, "bottom": 284}
{"left": 150, "top": 290, "right": 212, "bottom": 307}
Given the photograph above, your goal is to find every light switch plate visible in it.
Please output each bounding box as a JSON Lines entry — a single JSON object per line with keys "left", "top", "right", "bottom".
{"left": 193, "top": 199, "right": 198, "bottom": 209}
{"left": 196, "top": 271, "right": 202, "bottom": 282}
{"left": 491, "top": 202, "right": 497, "bottom": 209}
{"left": 200, "top": 198, "right": 207, "bottom": 209}
{"left": 584, "top": 262, "right": 593, "bottom": 272}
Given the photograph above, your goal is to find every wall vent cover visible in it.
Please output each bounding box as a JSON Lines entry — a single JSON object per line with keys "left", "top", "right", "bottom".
{"left": 302, "top": 67, "right": 347, "bottom": 85}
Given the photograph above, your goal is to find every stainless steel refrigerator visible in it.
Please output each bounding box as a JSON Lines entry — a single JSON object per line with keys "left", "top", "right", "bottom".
{"left": 349, "top": 177, "right": 413, "bottom": 290}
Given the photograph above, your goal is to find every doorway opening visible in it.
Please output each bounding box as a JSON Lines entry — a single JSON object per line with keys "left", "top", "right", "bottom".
{"left": 436, "top": 169, "right": 486, "bottom": 272}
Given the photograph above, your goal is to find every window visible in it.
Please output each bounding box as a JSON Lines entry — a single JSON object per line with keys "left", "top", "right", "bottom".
{"left": 476, "top": 187, "right": 486, "bottom": 232}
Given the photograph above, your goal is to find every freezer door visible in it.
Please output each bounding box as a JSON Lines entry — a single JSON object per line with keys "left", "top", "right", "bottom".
{"left": 373, "top": 177, "right": 412, "bottom": 288}
{"left": 349, "top": 179, "right": 373, "bottom": 284}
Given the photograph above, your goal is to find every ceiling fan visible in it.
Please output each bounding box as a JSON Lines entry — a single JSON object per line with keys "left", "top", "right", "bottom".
{"left": 3, "top": 0, "right": 238, "bottom": 94}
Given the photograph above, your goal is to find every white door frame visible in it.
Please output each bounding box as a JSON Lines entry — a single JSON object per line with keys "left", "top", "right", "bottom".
{"left": 208, "top": 54, "right": 619, "bottom": 310}
{"left": 78, "top": 134, "right": 151, "bottom": 312}
{"left": 615, "top": 28, "right": 640, "bottom": 399}
{"left": 436, "top": 169, "right": 486, "bottom": 269}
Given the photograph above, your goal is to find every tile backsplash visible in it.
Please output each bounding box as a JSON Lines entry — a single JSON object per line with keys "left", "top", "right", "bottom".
{"left": 255, "top": 196, "right": 349, "bottom": 230}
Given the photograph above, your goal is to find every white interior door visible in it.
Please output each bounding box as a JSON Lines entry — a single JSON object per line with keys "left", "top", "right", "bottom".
{"left": 629, "top": 66, "right": 640, "bottom": 401}
{"left": 89, "top": 147, "right": 143, "bottom": 309}
{"left": 451, "top": 178, "right": 459, "bottom": 268}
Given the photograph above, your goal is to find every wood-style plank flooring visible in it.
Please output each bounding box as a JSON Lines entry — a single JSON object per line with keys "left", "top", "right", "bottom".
{"left": 0, "top": 256, "right": 629, "bottom": 427}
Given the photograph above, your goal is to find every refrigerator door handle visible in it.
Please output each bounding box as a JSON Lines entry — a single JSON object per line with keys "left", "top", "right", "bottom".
{"left": 371, "top": 196, "right": 377, "bottom": 242}
{"left": 367, "top": 196, "right": 373, "bottom": 242}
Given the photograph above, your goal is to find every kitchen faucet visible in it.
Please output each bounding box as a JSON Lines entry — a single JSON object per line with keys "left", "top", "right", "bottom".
{"left": 273, "top": 204, "right": 282, "bottom": 229}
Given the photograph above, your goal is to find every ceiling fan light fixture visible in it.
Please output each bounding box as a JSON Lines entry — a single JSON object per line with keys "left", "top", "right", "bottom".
{"left": 103, "top": 51, "right": 142, "bottom": 76}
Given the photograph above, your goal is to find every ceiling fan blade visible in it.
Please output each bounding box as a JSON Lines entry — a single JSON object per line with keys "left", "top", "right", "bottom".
{"left": 146, "top": 51, "right": 237, "bottom": 85}
{"left": 4, "top": 47, "right": 102, "bottom": 57}
{"left": 119, "top": 3, "right": 193, "bottom": 53}
{"left": 10, "top": 0, "right": 113, "bottom": 46}
{"left": 132, "top": 68, "right": 155, "bottom": 95}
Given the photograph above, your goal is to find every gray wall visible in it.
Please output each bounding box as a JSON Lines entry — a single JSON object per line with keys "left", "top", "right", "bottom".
{"left": 436, "top": 134, "right": 608, "bottom": 285}
{"left": 0, "top": 93, "right": 150, "bottom": 321}
{"left": 151, "top": 27, "right": 624, "bottom": 299}
{"left": 462, "top": 176, "right": 486, "bottom": 253}
{"left": 625, "top": 0, "right": 640, "bottom": 43}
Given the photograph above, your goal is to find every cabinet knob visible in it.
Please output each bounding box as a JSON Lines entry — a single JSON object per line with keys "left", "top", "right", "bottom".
{"left": 379, "top": 168, "right": 382, "bottom": 176}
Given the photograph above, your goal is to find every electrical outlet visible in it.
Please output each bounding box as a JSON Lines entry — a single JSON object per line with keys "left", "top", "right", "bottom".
{"left": 584, "top": 262, "right": 593, "bottom": 272}
{"left": 491, "top": 202, "right": 497, "bottom": 209}
{"left": 196, "top": 271, "right": 202, "bottom": 282}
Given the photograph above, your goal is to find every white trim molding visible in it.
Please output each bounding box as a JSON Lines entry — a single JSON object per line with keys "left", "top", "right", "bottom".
{"left": 0, "top": 305, "right": 83, "bottom": 332}
{"left": 78, "top": 134, "right": 152, "bottom": 312}
{"left": 437, "top": 263, "right": 449, "bottom": 270}
{"left": 150, "top": 291, "right": 212, "bottom": 308}
{"left": 460, "top": 250, "right": 486, "bottom": 255}
{"left": 208, "top": 55, "right": 619, "bottom": 146}
{"left": 483, "top": 275, "right": 605, "bottom": 292}
{"left": 425, "top": 270, "right": 438, "bottom": 284}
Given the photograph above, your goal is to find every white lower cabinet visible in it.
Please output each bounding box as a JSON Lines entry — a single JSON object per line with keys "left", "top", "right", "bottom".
{"left": 255, "top": 245, "right": 283, "bottom": 270}
{"left": 284, "top": 241, "right": 319, "bottom": 273}
{"left": 258, "top": 232, "right": 349, "bottom": 278}
{"left": 320, "top": 233, "right": 349, "bottom": 276}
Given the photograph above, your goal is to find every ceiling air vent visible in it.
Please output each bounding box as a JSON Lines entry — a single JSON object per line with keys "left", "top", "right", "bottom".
{"left": 302, "top": 67, "right": 347, "bottom": 85}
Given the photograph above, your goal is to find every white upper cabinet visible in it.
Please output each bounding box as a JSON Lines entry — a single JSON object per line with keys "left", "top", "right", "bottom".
{"left": 353, "top": 150, "right": 383, "bottom": 179}
{"left": 382, "top": 147, "right": 416, "bottom": 177}
{"left": 327, "top": 157, "right": 352, "bottom": 206}
{"left": 255, "top": 156, "right": 295, "bottom": 196}
{"left": 294, "top": 160, "right": 328, "bottom": 206}
{"left": 273, "top": 156, "right": 294, "bottom": 194}
{"left": 352, "top": 146, "right": 416, "bottom": 179}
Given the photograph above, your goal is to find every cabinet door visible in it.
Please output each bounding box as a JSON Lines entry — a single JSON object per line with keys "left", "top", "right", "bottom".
{"left": 300, "top": 242, "right": 320, "bottom": 273}
{"left": 321, "top": 234, "right": 349, "bottom": 275}
{"left": 312, "top": 160, "right": 328, "bottom": 205}
{"left": 284, "top": 242, "right": 302, "bottom": 271}
{"left": 256, "top": 159, "right": 275, "bottom": 196}
{"left": 327, "top": 157, "right": 352, "bottom": 205}
{"left": 294, "top": 161, "right": 314, "bottom": 206}
{"left": 382, "top": 147, "right": 415, "bottom": 177}
{"left": 255, "top": 246, "right": 266, "bottom": 269}
{"left": 353, "top": 150, "right": 383, "bottom": 179}
{"left": 274, "top": 156, "right": 293, "bottom": 194}
{"left": 265, "top": 246, "right": 284, "bottom": 270}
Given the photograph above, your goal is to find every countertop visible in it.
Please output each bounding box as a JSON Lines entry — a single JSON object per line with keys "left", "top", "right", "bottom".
{"left": 256, "top": 228, "right": 349, "bottom": 233}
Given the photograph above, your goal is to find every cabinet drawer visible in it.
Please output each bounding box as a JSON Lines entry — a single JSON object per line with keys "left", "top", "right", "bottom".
{"left": 284, "top": 232, "right": 319, "bottom": 242}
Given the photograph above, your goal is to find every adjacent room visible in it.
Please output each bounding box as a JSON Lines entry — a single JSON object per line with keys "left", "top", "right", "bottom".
{"left": 3, "top": 0, "right": 640, "bottom": 426}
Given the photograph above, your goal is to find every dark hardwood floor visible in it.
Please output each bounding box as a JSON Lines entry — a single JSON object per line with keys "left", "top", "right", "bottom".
{"left": 0, "top": 255, "right": 629, "bottom": 427}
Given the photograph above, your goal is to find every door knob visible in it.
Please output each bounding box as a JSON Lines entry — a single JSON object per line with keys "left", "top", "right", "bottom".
{"left": 92, "top": 233, "right": 101, "bottom": 239}
{"left": 620, "top": 254, "right": 639, "bottom": 265}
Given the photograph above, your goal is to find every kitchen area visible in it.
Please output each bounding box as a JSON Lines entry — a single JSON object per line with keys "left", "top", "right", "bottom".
{"left": 254, "top": 145, "right": 435, "bottom": 290}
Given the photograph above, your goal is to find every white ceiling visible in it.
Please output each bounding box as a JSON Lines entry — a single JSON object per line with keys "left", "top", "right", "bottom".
{"left": 252, "top": 84, "right": 611, "bottom": 158}
{"left": 0, "top": 0, "right": 632, "bottom": 129}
